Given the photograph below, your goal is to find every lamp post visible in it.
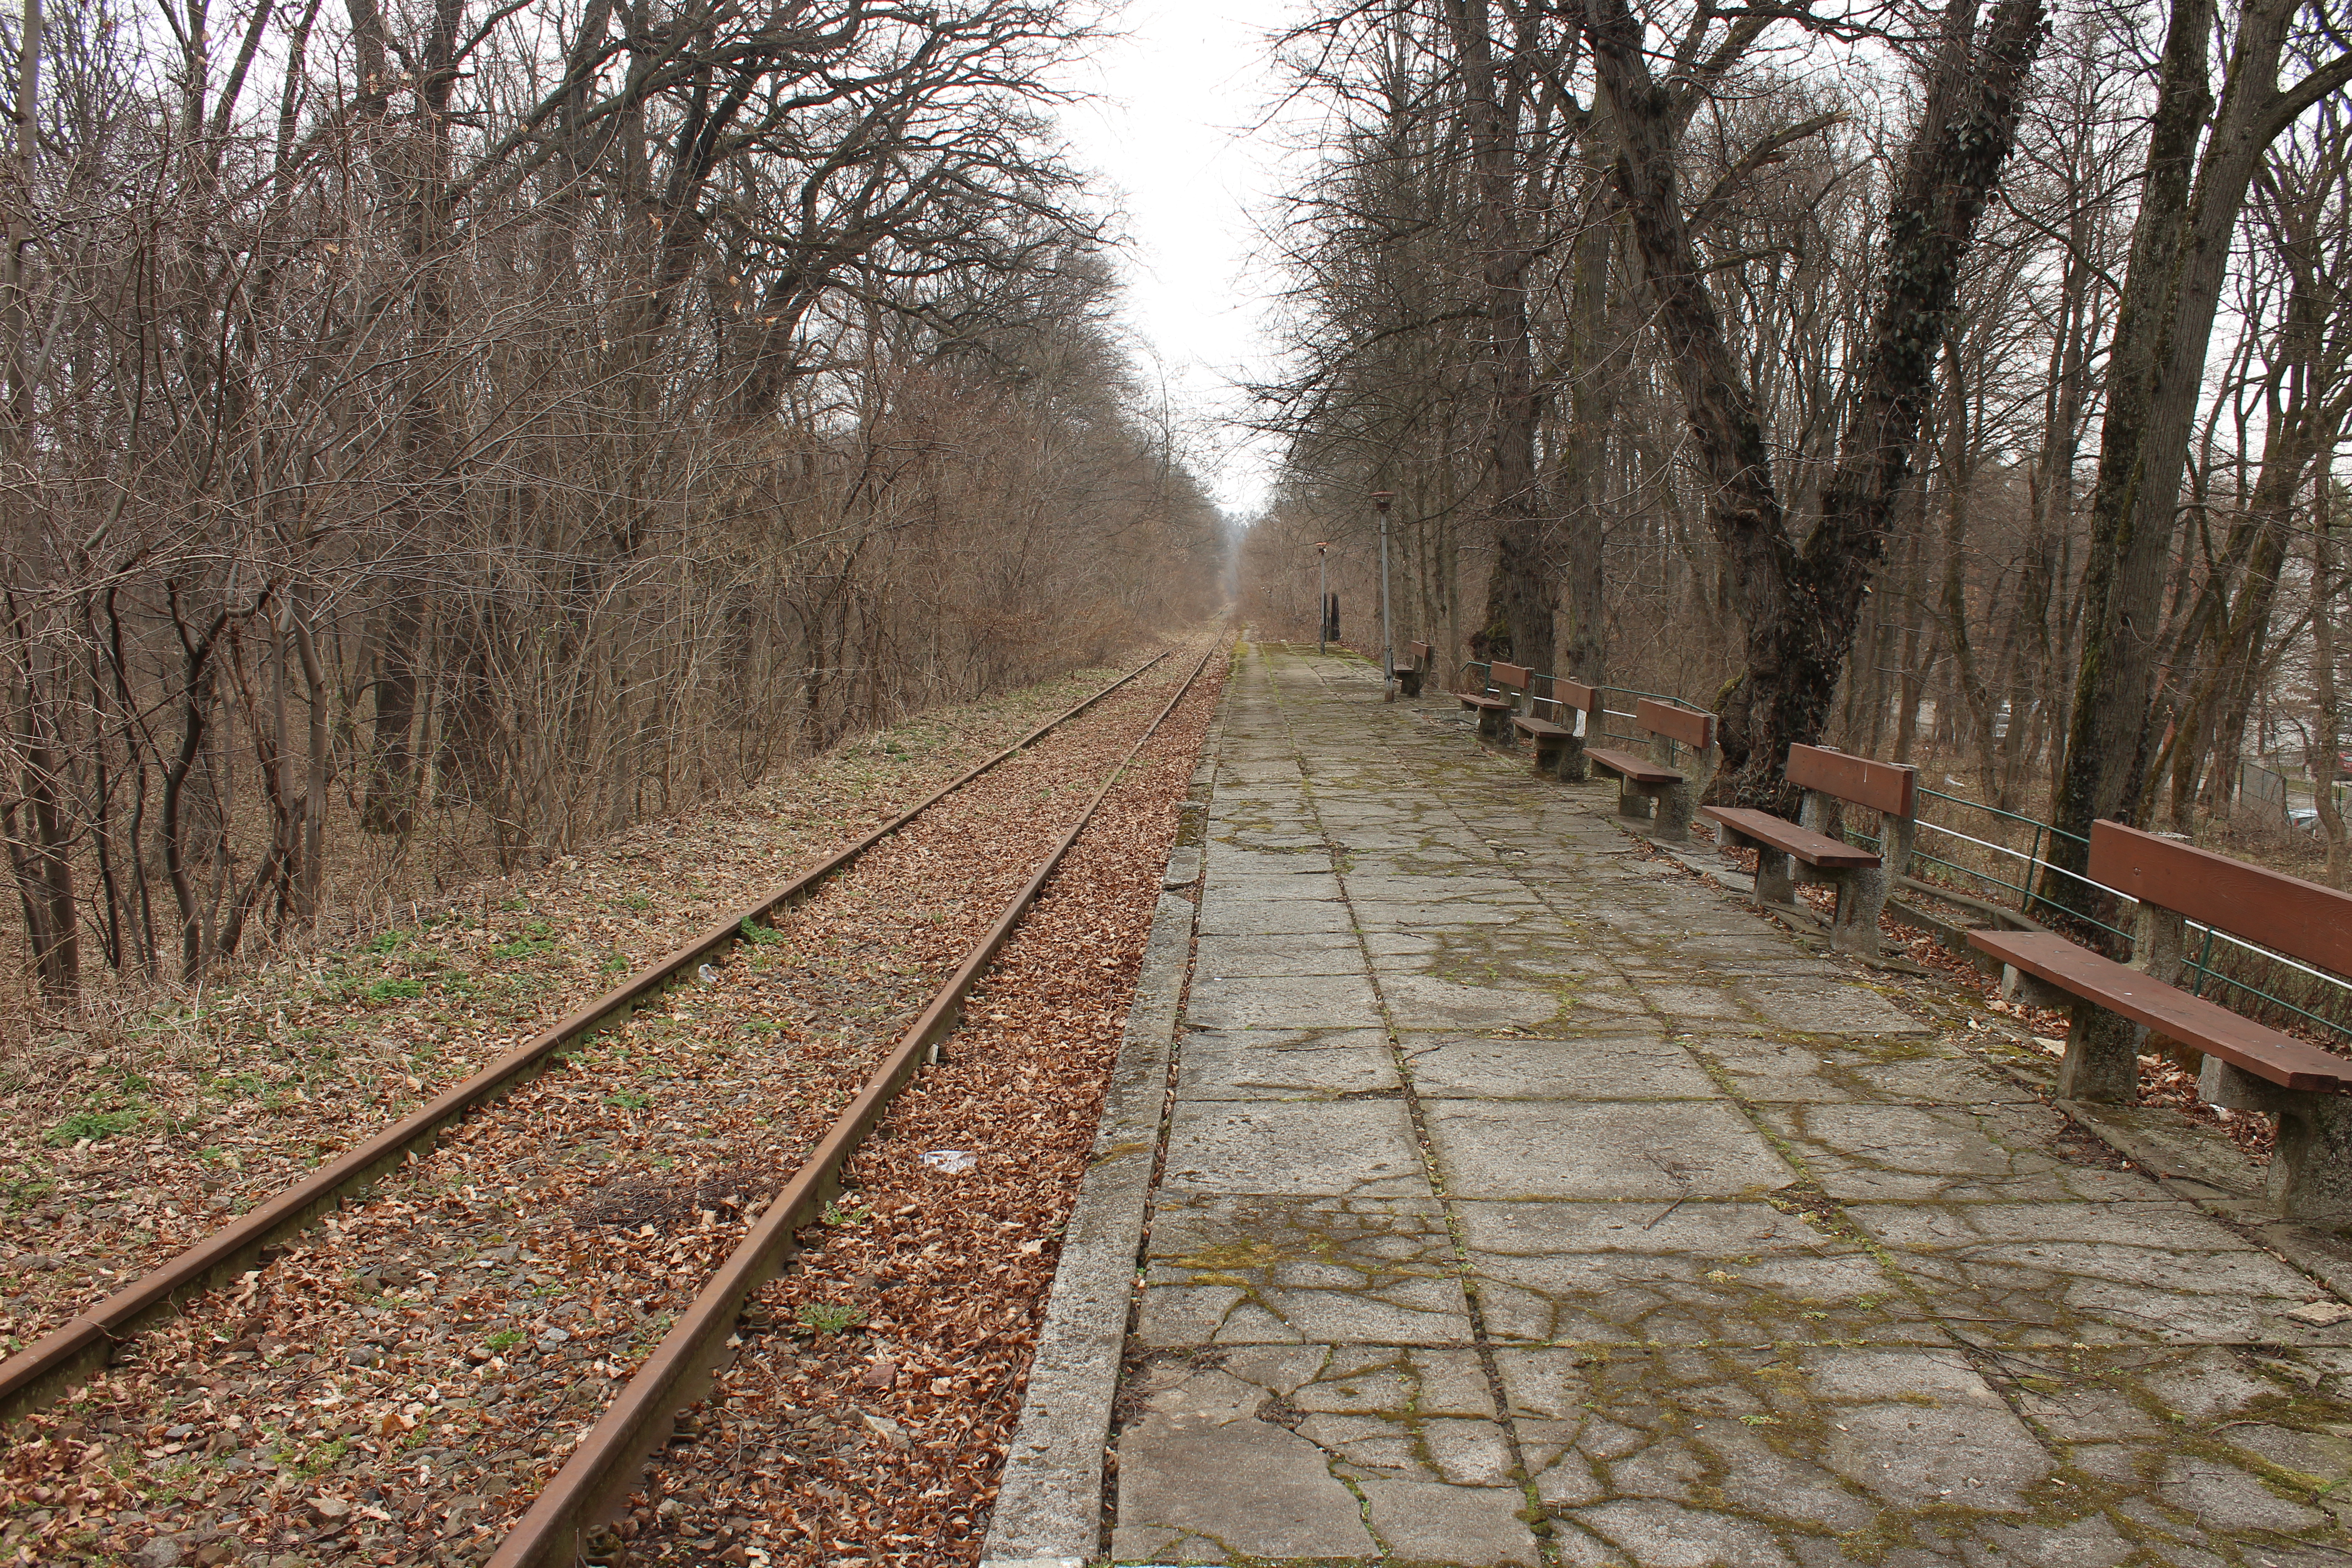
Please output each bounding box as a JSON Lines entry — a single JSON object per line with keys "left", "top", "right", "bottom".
{"left": 1372, "top": 492, "right": 1395, "bottom": 698}
{"left": 1315, "top": 541, "right": 1330, "bottom": 654}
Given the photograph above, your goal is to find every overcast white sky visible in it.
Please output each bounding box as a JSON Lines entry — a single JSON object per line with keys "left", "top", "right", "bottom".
{"left": 1052, "top": 1, "right": 1313, "bottom": 517}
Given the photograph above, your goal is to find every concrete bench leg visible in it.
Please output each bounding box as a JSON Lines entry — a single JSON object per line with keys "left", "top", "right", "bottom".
{"left": 1397, "top": 669, "right": 1424, "bottom": 697}
{"left": 1828, "top": 866, "right": 1887, "bottom": 958}
{"left": 1531, "top": 735, "right": 1565, "bottom": 774}
{"left": 2056, "top": 1002, "right": 2138, "bottom": 1103}
{"left": 1655, "top": 780, "right": 1692, "bottom": 843}
{"left": 1555, "top": 734, "right": 1588, "bottom": 784}
{"left": 1753, "top": 847, "right": 1795, "bottom": 905}
{"left": 1616, "top": 781, "right": 1651, "bottom": 820}
{"left": 1477, "top": 708, "right": 1507, "bottom": 741}
{"left": 2202, "top": 1059, "right": 2352, "bottom": 1230}
{"left": 1999, "top": 964, "right": 2137, "bottom": 1102}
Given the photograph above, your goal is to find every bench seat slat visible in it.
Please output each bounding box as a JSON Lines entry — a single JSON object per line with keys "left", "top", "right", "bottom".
{"left": 1587, "top": 746, "right": 1680, "bottom": 785}
{"left": 1459, "top": 695, "right": 1513, "bottom": 710}
{"left": 1969, "top": 930, "right": 2352, "bottom": 1093}
{"left": 1701, "top": 807, "right": 1879, "bottom": 869}
{"left": 1512, "top": 715, "right": 1572, "bottom": 739}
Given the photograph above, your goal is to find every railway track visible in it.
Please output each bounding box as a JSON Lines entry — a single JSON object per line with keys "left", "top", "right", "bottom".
{"left": 0, "top": 643, "right": 1220, "bottom": 1568}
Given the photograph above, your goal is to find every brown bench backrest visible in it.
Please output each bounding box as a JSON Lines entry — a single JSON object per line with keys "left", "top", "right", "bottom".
{"left": 1637, "top": 698, "right": 1714, "bottom": 751}
{"left": 1409, "top": 641, "right": 1431, "bottom": 660}
{"left": 2092, "top": 819, "right": 2352, "bottom": 976}
{"left": 1550, "top": 678, "right": 1600, "bottom": 715}
{"left": 1490, "top": 661, "right": 1532, "bottom": 692}
{"left": 1787, "top": 744, "right": 1915, "bottom": 819}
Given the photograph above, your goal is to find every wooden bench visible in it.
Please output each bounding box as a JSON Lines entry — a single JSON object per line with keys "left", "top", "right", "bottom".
{"left": 1457, "top": 661, "right": 1530, "bottom": 741}
{"left": 1702, "top": 744, "right": 1917, "bottom": 957}
{"left": 1512, "top": 679, "right": 1600, "bottom": 782}
{"left": 1587, "top": 698, "right": 1715, "bottom": 843}
{"left": 1970, "top": 819, "right": 2352, "bottom": 1225}
{"left": 1396, "top": 640, "right": 1431, "bottom": 698}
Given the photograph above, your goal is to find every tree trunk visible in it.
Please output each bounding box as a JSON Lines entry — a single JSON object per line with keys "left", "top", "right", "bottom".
{"left": 2049, "top": 0, "right": 2352, "bottom": 897}
{"left": 1936, "top": 341, "right": 2001, "bottom": 789}
{"left": 2313, "top": 467, "right": 2345, "bottom": 885}
{"left": 1451, "top": 0, "right": 1558, "bottom": 675}
{"left": 1587, "top": 0, "right": 2046, "bottom": 808}
{"left": 4, "top": 649, "right": 77, "bottom": 1002}
{"left": 292, "top": 591, "right": 329, "bottom": 918}
{"left": 358, "top": 0, "right": 464, "bottom": 836}
{"left": 1556, "top": 144, "right": 1621, "bottom": 684}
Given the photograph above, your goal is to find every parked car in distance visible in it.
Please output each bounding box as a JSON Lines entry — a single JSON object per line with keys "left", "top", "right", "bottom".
{"left": 2290, "top": 805, "right": 2324, "bottom": 834}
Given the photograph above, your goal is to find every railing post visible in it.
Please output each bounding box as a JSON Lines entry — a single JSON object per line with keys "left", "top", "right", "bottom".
{"left": 2191, "top": 926, "right": 2217, "bottom": 999}
{"left": 2022, "top": 823, "right": 2043, "bottom": 916}
{"left": 1373, "top": 491, "right": 1395, "bottom": 696}
{"left": 1316, "top": 542, "right": 1328, "bottom": 656}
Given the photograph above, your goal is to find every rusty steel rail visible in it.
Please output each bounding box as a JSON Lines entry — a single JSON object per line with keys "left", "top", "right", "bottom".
{"left": 0, "top": 652, "right": 1175, "bottom": 1423}
{"left": 486, "top": 641, "right": 1218, "bottom": 1568}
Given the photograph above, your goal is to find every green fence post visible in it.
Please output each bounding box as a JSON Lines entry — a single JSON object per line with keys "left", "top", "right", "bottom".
{"left": 2022, "top": 823, "right": 2043, "bottom": 917}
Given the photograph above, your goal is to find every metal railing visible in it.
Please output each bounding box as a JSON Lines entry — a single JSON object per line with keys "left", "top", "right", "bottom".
{"left": 1856, "top": 786, "right": 2352, "bottom": 1042}
{"left": 1448, "top": 654, "right": 2352, "bottom": 1041}
{"left": 1591, "top": 680, "right": 1710, "bottom": 767}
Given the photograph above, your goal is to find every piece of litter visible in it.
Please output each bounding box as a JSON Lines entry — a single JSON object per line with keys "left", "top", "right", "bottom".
{"left": 2285, "top": 1299, "right": 2352, "bottom": 1326}
{"left": 697, "top": 964, "right": 718, "bottom": 983}
{"left": 2032, "top": 1036, "right": 2066, "bottom": 1055}
{"left": 860, "top": 1411, "right": 911, "bottom": 1448}
{"left": 921, "top": 1150, "right": 977, "bottom": 1174}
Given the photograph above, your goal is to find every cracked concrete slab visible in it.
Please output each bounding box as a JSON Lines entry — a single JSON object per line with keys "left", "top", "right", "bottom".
{"left": 1424, "top": 1098, "right": 1797, "bottom": 1200}
{"left": 1140, "top": 1196, "right": 1475, "bottom": 1346}
{"left": 1697, "top": 1035, "right": 2038, "bottom": 1104}
{"left": 1850, "top": 1201, "right": 2347, "bottom": 1346}
{"left": 1378, "top": 969, "right": 1634, "bottom": 1031}
{"left": 1401, "top": 1033, "right": 1713, "bottom": 1100}
{"left": 1195, "top": 876, "right": 1348, "bottom": 908}
{"left": 1455, "top": 1198, "right": 1935, "bottom": 1346}
{"left": 1191, "top": 897, "right": 1357, "bottom": 938}
{"left": 1189, "top": 934, "right": 1367, "bottom": 977}
{"left": 1181, "top": 971, "right": 1382, "bottom": 1030}
{"left": 1161, "top": 1098, "right": 1428, "bottom": 1197}
{"left": 1175, "top": 1026, "right": 1401, "bottom": 1100}
{"left": 1762, "top": 1100, "right": 2171, "bottom": 1203}
{"left": 1110, "top": 1367, "right": 1377, "bottom": 1563}
{"left": 1737, "top": 978, "right": 1934, "bottom": 1036}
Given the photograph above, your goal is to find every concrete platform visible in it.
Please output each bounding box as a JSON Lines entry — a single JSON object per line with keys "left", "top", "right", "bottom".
{"left": 987, "top": 642, "right": 2352, "bottom": 1568}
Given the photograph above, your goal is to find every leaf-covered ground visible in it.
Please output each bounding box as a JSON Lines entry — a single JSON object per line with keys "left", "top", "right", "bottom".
{"left": 0, "top": 643, "right": 1224, "bottom": 1568}
{"left": 609, "top": 645, "right": 1226, "bottom": 1568}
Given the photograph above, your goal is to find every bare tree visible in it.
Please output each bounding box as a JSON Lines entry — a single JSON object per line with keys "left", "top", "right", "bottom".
{"left": 1588, "top": 0, "right": 2047, "bottom": 806}
{"left": 2049, "top": 0, "right": 2352, "bottom": 899}
{"left": 0, "top": 0, "right": 1225, "bottom": 1001}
